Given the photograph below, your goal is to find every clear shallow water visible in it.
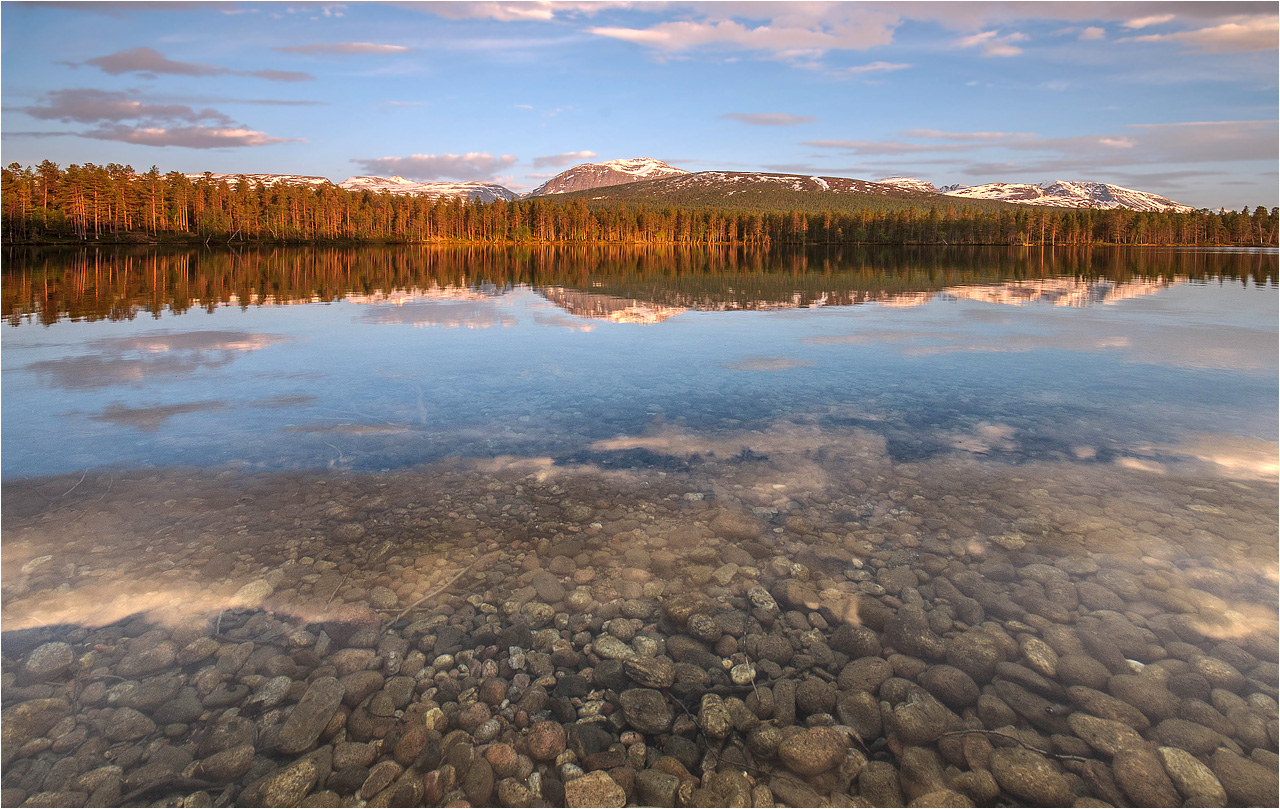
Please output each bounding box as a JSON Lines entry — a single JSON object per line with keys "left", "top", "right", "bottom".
{"left": 3, "top": 246, "right": 1276, "bottom": 480}
{"left": 1, "top": 246, "right": 1277, "bottom": 808}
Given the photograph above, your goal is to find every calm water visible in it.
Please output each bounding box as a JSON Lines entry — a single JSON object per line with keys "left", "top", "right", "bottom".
{"left": 3, "top": 246, "right": 1276, "bottom": 481}
{"left": 1, "top": 245, "right": 1277, "bottom": 807}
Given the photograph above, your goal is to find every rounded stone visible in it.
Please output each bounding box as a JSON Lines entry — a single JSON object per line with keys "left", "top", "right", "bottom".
{"left": 893, "top": 694, "right": 952, "bottom": 746}
{"left": 1156, "top": 746, "right": 1227, "bottom": 805}
{"left": 1067, "top": 713, "right": 1145, "bottom": 756}
{"left": 947, "top": 630, "right": 1005, "bottom": 682}
{"left": 619, "top": 689, "right": 673, "bottom": 735}
{"left": 918, "top": 665, "right": 979, "bottom": 711}
{"left": 565, "top": 770, "right": 625, "bottom": 808}
{"left": 1056, "top": 655, "right": 1112, "bottom": 690}
{"left": 1113, "top": 748, "right": 1182, "bottom": 808}
{"left": 1210, "top": 748, "right": 1280, "bottom": 807}
{"left": 103, "top": 707, "right": 156, "bottom": 742}
{"left": 527, "top": 720, "right": 566, "bottom": 761}
{"left": 1108, "top": 675, "right": 1180, "bottom": 724}
{"left": 777, "top": 727, "right": 847, "bottom": 777}
{"left": 1151, "top": 718, "right": 1223, "bottom": 756}
{"left": 20, "top": 643, "right": 74, "bottom": 684}
{"left": 277, "top": 677, "right": 345, "bottom": 755}
{"left": 1193, "top": 657, "right": 1245, "bottom": 693}
{"left": 231, "top": 578, "right": 274, "bottom": 609}
{"left": 989, "top": 747, "right": 1074, "bottom": 807}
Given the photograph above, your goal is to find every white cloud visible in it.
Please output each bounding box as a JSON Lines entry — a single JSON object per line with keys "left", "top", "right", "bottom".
{"left": 351, "top": 152, "right": 519, "bottom": 180}
{"left": 1079, "top": 27, "right": 1106, "bottom": 40}
{"left": 531, "top": 150, "right": 597, "bottom": 168}
{"left": 1122, "top": 16, "right": 1279, "bottom": 53}
{"left": 408, "top": 1, "right": 625, "bottom": 22}
{"left": 721, "top": 113, "right": 816, "bottom": 126}
{"left": 955, "top": 30, "right": 1029, "bottom": 57}
{"left": 84, "top": 125, "right": 293, "bottom": 148}
{"left": 900, "top": 129, "right": 1036, "bottom": 142}
{"left": 1123, "top": 14, "right": 1176, "bottom": 29}
{"left": 588, "top": 5, "right": 901, "bottom": 60}
{"left": 827, "top": 60, "right": 911, "bottom": 78}
{"left": 274, "top": 42, "right": 413, "bottom": 55}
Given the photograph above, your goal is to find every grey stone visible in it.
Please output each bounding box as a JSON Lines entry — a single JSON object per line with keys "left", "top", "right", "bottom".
{"left": 619, "top": 689, "right": 673, "bottom": 735}
{"left": 989, "top": 747, "right": 1073, "bottom": 807}
{"left": 1114, "top": 747, "right": 1181, "bottom": 807}
{"left": 277, "top": 677, "right": 344, "bottom": 755}
{"left": 20, "top": 643, "right": 74, "bottom": 684}
{"left": 1210, "top": 748, "right": 1279, "bottom": 807}
{"left": 1067, "top": 713, "right": 1145, "bottom": 756}
{"left": 777, "top": 727, "right": 847, "bottom": 776}
{"left": 1156, "top": 746, "right": 1226, "bottom": 806}
{"left": 565, "top": 770, "right": 625, "bottom": 808}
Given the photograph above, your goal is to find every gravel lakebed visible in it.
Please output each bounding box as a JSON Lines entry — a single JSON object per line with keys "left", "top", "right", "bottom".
{"left": 2, "top": 435, "right": 1277, "bottom": 808}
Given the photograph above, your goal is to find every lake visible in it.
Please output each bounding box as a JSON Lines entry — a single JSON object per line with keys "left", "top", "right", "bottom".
{"left": 2, "top": 244, "right": 1277, "bottom": 807}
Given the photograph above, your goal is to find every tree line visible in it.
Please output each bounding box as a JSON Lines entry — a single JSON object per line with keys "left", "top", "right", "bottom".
{"left": 3, "top": 160, "right": 1276, "bottom": 247}
{"left": 5, "top": 243, "right": 1272, "bottom": 327}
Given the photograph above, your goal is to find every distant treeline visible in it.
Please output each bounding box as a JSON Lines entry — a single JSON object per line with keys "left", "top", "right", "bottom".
{"left": 3, "top": 160, "right": 1277, "bottom": 247}
{"left": 5, "top": 243, "right": 1273, "bottom": 327}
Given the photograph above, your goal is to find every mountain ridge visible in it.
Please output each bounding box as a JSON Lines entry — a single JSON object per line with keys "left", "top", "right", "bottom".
{"left": 185, "top": 162, "right": 1197, "bottom": 212}
{"left": 185, "top": 172, "right": 517, "bottom": 203}
{"left": 878, "top": 177, "right": 1194, "bottom": 213}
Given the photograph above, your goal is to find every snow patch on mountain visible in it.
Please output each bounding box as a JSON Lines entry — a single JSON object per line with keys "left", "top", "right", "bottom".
{"left": 185, "top": 172, "right": 517, "bottom": 202}
{"left": 946, "top": 180, "right": 1193, "bottom": 212}
{"left": 879, "top": 176, "right": 1191, "bottom": 212}
{"left": 339, "top": 176, "right": 517, "bottom": 202}
{"left": 877, "top": 177, "right": 940, "bottom": 194}
{"left": 185, "top": 173, "right": 332, "bottom": 188}
{"left": 527, "top": 158, "right": 687, "bottom": 196}
{"left": 649, "top": 171, "right": 930, "bottom": 197}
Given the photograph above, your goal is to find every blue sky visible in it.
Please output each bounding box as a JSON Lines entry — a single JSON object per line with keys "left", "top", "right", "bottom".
{"left": 2, "top": 1, "right": 1276, "bottom": 208}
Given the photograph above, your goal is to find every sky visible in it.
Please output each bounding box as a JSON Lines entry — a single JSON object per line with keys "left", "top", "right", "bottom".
{"left": 2, "top": 1, "right": 1277, "bottom": 209}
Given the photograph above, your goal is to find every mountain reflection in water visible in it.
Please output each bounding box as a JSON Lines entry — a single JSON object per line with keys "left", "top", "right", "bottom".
{"left": 1, "top": 245, "right": 1276, "bottom": 809}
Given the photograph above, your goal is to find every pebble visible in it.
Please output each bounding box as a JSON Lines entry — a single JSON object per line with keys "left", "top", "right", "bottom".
{"left": 1066, "top": 712, "right": 1145, "bottom": 756}
{"left": 528, "top": 720, "right": 567, "bottom": 761}
{"left": 277, "top": 677, "right": 345, "bottom": 754}
{"left": 1156, "top": 746, "right": 1227, "bottom": 805}
{"left": 19, "top": 643, "right": 74, "bottom": 684}
{"left": 2, "top": 455, "right": 1276, "bottom": 809}
{"left": 989, "top": 747, "right": 1074, "bottom": 807}
{"left": 1113, "top": 747, "right": 1182, "bottom": 807}
{"left": 777, "top": 727, "right": 848, "bottom": 776}
{"left": 565, "top": 769, "right": 625, "bottom": 807}
{"left": 619, "top": 688, "right": 673, "bottom": 735}
{"left": 1210, "top": 748, "right": 1280, "bottom": 806}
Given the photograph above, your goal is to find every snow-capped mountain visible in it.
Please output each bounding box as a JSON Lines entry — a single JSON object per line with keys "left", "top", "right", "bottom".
{"left": 184, "top": 167, "right": 1194, "bottom": 212}
{"left": 877, "top": 177, "right": 940, "bottom": 194}
{"left": 948, "top": 181, "right": 1194, "bottom": 212}
{"left": 879, "top": 177, "right": 1193, "bottom": 212}
{"left": 627, "top": 171, "right": 931, "bottom": 197}
{"left": 338, "top": 176, "right": 517, "bottom": 202}
{"left": 185, "top": 172, "right": 516, "bottom": 202}
{"left": 186, "top": 172, "right": 332, "bottom": 188}
{"left": 527, "top": 158, "right": 688, "bottom": 197}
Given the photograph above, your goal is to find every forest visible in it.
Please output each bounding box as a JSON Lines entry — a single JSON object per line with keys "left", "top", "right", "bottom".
{"left": 2, "top": 160, "right": 1276, "bottom": 247}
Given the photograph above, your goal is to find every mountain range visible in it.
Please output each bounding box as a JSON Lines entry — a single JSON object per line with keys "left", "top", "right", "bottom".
{"left": 189, "top": 158, "right": 1197, "bottom": 212}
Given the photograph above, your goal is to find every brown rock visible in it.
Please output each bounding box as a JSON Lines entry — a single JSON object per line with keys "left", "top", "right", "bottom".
{"left": 777, "top": 727, "right": 847, "bottom": 777}
{"left": 1113, "top": 748, "right": 1181, "bottom": 807}
{"left": 565, "top": 770, "right": 626, "bottom": 807}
